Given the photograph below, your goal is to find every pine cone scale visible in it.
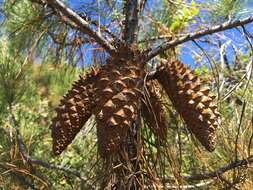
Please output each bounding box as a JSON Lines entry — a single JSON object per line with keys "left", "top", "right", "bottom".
{"left": 51, "top": 70, "right": 98, "bottom": 155}
{"left": 93, "top": 57, "right": 144, "bottom": 157}
{"left": 157, "top": 60, "right": 220, "bottom": 151}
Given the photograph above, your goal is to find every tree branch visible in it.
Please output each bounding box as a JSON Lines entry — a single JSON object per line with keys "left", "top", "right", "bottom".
{"left": 163, "top": 154, "right": 253, "bottom": 182}
{"left": 122, "top": 0, "right": 139, "bottom": 44}
{"left": 47, "top": 31, "right": 89, "bottom": 46}
{"left": 0, "top": 164, "right": 39, "bottom": 189}
{"left": 139, "top": 0, "right": 147, "bottom": 14}
{"left": 166, "top": 180, "right": 214, "bottom": 189}
{"left": 9, "top": 111, "right": 92, "bottom": 187}
{"left": 44, "top": 0, "right": 117, "bottom": 56}
{"left": 145, "top": 16, "right": 253, "bottom": 62}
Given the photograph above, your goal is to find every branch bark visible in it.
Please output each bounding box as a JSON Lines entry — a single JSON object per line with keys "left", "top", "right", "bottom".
{"left": 44, "top": 0, "right": 117, "bottom": 56}
{"left": 9, "top": 111, "right": 92, "bottom": 187}
{"left": 122, "top": 0, "right": 139, "bottom": 44}
{"left": 145, "top": 16, "right": 253, "bottom": 61}
{"left": 166, "top": 180, "right": 214, "bottom": 189}
{"left": 163, "top": 155, "right": 253, "bottom": 182}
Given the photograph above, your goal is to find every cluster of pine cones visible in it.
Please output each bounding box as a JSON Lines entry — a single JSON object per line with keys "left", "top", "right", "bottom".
{"left": 51, "top": 46, "right": 221, "bottom": 157}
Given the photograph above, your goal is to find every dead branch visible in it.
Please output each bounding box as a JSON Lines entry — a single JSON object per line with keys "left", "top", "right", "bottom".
{"left": 8, "top": 111, "right": 93, "bottom": 188}
{"left": 146, "top": 16, "right": 253, "bottom": 61}
{"left": 163, "top": 154, "right": 253, "bottom": 182}
{"left": 0, "top": 164, "right": 39, "bottom": 189}
{"left": 44, "top": 0, "right": 117, "bottom": 56}
{"left": 139, "top": 35, "right": 173, "bottom": 43}
{"left": 166, "top": 180, "right": 214, "bottom": 189}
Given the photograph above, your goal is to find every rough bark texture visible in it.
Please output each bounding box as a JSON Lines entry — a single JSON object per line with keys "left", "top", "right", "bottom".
{"left": 122, "top": 0, "right": 139, "bottom": 44}
{"left": 142, "top": 80, "right": 169, "bottom": 140}
{"left": 156, "top": 60, "right": 221, "bottom": 151}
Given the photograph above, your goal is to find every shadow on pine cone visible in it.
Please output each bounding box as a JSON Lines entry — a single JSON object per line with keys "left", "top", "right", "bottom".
{"left": 142, "top": 80, "right": 169, "bottom": 141}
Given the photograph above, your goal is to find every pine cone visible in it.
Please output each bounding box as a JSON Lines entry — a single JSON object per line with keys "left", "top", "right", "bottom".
{"left": 156, "top": 60, "right": 220, "bottom": 151}
{"left": 93, "top": 56, "right": 144, "bottom": 157}
{"left": 51, "top": 44, "right": 144, "bottom": 157}
{"left": 142, "top": 80, "right": 169, "bottom": 140}
{"left": 51, "top": 70, "right": 98, "bottom": 155}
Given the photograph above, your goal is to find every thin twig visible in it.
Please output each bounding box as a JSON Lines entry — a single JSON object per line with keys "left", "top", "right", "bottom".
{"left": 234, "top": 101, "right": 246, "bottom": 162}
{"left": 165, "top": 180, "right": 213, "bottom": 189}
{"left": 8, "top": 109, "right": 93, "bottom": 188}
{"left": 44, "top": 0, "right": 117, "bottom": 56}
{"left": 218, "top": 175, "right": 240, "bottom": 190}
{"left": 0, "top": 164, "right": 38, "bottom": 190}
{"left": 192, "top": 40, "right": 221, "bottom": 99}
{"left": 249, "top": 110, "right": 253, "bottom": 156}
{"left": 163, "top": 154, "right": 253, "bottom": 182}
{"left": 240, "top": 26, "right": 253, "bottom": 98}
{"left": 145, "top": 16, "right": 253, "bottom": 61}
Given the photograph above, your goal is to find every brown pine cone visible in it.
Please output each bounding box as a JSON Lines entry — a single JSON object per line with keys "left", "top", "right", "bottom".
{"left": 156, "top": 60, "right": 220, "bottom": 151}
{"left": 142, "top": 80, "right": 169, "bottom": 140}
{"left": 51, "top": 70, "right": 98, "bottom": 155}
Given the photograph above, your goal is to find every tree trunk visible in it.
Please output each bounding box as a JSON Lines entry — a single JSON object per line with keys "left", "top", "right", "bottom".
{"left": 100, "top": 1, "right": 145, "bottom": 189}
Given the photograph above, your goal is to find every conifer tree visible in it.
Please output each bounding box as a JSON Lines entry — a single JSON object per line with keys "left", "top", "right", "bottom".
{"left": 1, "top": 0, "right": 253, "bottom": 189}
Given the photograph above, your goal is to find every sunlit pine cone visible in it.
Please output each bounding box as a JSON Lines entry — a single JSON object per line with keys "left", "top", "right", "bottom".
{"left": 93, "top": 52, "right": 145, "bottom": 157}
{"left": 156, "top": 60, "right": 221, "bottom": 151}
{"left": 51, "top": 70, "right": 98, "bottom": 155}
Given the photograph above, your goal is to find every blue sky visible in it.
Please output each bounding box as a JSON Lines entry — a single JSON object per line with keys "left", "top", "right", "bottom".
{"left": 180, "top": 0, "right": 253, "bottom": 68}
{"left": 67, "top": 0, "right": 253, "bottom": 68}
